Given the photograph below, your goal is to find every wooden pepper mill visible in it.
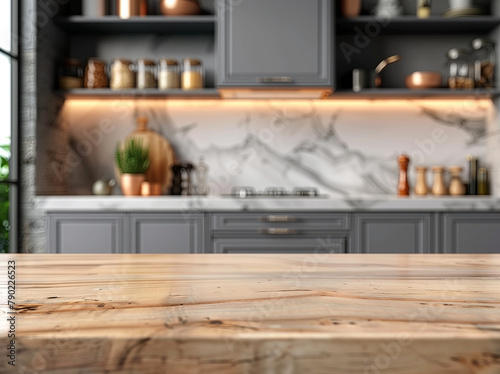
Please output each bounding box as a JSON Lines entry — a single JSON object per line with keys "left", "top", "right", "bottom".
{"left": 398, "top": 154, "right": 410, "bottom": 196}
{"left": 414, "top": 166, "right": 429, "bottom": 196}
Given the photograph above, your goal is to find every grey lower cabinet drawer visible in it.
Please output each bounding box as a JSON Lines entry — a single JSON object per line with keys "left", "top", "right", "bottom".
{"left": 442, "top": 213, "right": 500, "bottom": 253}
{"left": 213, "top": 238, "right": 346, "bottom": 254}
{"left": 130, "top": 213, "right": 205, "bottom": 253}
{"left": 211, "top": 213, "right": 349, "bottom": 231}
{"left": 353, "top": 213, "right": 433, "bottom": 253}
{"left": 47, "top": 213, "right": 125, "bottom": 254}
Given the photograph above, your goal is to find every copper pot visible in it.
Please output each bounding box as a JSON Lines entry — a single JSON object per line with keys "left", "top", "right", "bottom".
{"left": 159, "top": 0, "right": 201, "bottom": 16}
{"left": 120, "top": 174, "right": 145, "bottom": 196}
{"left": 341, "top": 0, "right": 361, "bottom": 18}
{"left": 406, "top": 72, "right": 442, "bottom": 89}
{"left": 117, "top": 0, "right": 147, "bottom": 18}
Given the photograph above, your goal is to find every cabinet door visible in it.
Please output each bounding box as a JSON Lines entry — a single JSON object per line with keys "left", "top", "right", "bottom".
{"left": 213, "top": 238, "right": 345, "bottom": 254}
{"left": 130, "top": 214, "right": 205, "bottom": 253}
{"left": 353, "top": 213, "right": 432, "bottom": 253}
{"left": 47, "top": 213, "right": 125, "bottom": 254}
{"left": 443, "top": 213, "right": 500, "bottom": 253}
{"left": 217, "top": 0, "right": 333, "bottom": 87}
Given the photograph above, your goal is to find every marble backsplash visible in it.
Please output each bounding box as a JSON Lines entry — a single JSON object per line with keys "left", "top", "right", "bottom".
{"left": 53, "top": 98, "right": 497, "bottom": 197}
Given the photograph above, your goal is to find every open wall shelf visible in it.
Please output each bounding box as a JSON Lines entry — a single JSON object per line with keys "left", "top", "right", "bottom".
{"left": 55, "top": 15, "right": 217, "bottom": 34}
{"left": 337, "top": 16, "right": 500, "bottom": 35}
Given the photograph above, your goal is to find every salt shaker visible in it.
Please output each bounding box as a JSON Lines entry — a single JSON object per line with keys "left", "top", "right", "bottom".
{"left": 195, "top": 157, "right": 210, "bottom": 196}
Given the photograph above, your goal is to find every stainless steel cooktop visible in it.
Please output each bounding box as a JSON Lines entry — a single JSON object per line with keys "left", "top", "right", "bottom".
{"left": 229, "top": 187, "right": 327, "bottom": 199}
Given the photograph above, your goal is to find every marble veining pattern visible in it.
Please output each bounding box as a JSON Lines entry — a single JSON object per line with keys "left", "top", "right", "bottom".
{"left": 58, "top": 100, "right": 495, "bottom": 197}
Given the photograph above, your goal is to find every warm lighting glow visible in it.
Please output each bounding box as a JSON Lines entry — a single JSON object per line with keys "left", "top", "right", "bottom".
{"left": 165, "top": 0, "right": 178, "bottom": 9}
{"left": 119, "top": 1, "right": 131, "bottom": 19}
{"left": 63, "top": 98, "right": 494, "bottom": 113}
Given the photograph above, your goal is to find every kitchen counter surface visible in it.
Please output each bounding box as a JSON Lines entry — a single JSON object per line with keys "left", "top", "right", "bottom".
{"left": 2, "top": 254, "right": 500, "bottom": 373}
{"left": 35, "top": 195, "right": 500, "bottom": 212}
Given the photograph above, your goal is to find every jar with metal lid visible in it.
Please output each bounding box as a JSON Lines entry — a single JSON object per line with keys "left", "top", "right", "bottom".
{"left": 158, "top": 59, "right": 180, "bottom": 90}
{"left": 182, "top": 58, "right": 204, "bottom": 90}
{"left": 136, "top": 58, "right": 157, "bottom": 89}
{"left": 472, "top": 38, "right": 495, "bottom": 88}
{"left": 110, "top": 58, "right": 136, "bottom": 89}
{"left": 84, "top": 58, "right": 108, "bottom": 89}
{"left": 59, "top": 58, "right": 84, "bottom": 90}
{"left": 447, "top": 49, "right": 475, "bottom": 90}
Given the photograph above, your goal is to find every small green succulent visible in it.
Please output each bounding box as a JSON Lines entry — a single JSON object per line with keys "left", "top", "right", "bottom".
{"left": 115, "top": 138, "right": 150, "bottom": 174}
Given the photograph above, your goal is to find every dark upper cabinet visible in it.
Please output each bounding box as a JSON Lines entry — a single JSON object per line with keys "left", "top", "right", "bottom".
{"left": 353, "top": 213, "right": 433, "bottom": 253}
{"left": 442, "top": 213, "right": 500, "bottom": 253}
{"left": 217, "top": 0, "right": 333, "bottom": 88}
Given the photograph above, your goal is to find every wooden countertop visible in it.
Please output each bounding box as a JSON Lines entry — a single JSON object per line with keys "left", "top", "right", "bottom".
{"left": 1, "top": 254, "right": 500, "bottom": 373}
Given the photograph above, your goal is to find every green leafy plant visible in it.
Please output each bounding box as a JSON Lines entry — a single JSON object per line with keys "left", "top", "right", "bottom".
{"left": 115, "top": 138, "right": 151, "bottom": 174}
{"left": 0, "top": 143, "right": 10, "bottom": 253}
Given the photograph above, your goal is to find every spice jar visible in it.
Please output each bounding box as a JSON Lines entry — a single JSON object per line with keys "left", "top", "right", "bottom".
{"left": 472, "top": 38, "right": 495, "bottom": 88}
{"left": 182, "top": 58, "right": 204, "bottom": 90}
{"left": 59, "top": 58, "right": 84, "bottom": 90}
{"left": 158, "top": 59, "right": 180, "bottom": 89}
{"left": 110, "top": 58, "right": 135, "bottom": 89}
{"left": 84, "top": 58, "right": 108, "bottom": 88}
{"left": 136, "top": 58, "right": 157, "bottom": 89}
{"left": 447, "top": 48, "right": 475, "bottom": 89}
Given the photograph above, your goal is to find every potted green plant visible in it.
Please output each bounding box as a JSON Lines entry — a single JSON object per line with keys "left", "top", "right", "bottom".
{"left": 115, "top": 138, "right": 150, "bottom": 196}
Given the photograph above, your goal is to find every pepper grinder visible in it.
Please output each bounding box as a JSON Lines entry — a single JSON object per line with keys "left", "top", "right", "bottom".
{"left": 431, "top": 166, "right": 447, "bottom": 196}
{"left": 466, "top": 155, "right": 478, "bottom": 195}
{"left": 398, "top": 155, "right": 410, "bottom": 196}
{"left": 448, "top": 166, "right": 466, "bottom": 196}
{"left": 414, "top": 166, "right": 429, "bottom": 196}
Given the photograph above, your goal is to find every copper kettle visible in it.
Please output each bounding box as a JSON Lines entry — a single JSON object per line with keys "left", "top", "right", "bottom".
{"left": 159, "top": 0, "right": 201, "bottom": 16}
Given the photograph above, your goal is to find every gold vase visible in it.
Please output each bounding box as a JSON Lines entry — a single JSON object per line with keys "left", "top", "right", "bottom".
{"left": 120, "top": 174, "right": 145, "bottom": 196}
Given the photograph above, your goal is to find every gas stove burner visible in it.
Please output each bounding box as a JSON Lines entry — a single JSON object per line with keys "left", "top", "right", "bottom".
{"left": 292, "top": 187, "right": 319, "bottom": 197}
{"left": 264, "top": 187, "right": 289, "bottom": 196}
{"left": 231, "top": 186, "right": 256, "bottom": 199}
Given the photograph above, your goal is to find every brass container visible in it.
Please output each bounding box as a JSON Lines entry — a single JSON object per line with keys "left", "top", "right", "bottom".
{"left": 120, "top": 174, "right": 145, "bottom": 196}
{"left": 159, "top": 0, "right": 201, "bottom": 16}
{"left": 141, "top": 182, "right": 162, "bottom": 196}
{"left": 117, "top": 0, "right": 147, "bottom": 18}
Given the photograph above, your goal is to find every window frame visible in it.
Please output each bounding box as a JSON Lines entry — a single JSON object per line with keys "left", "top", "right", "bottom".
{"left": 0, "top": 0, "right": 20, "bottom": 253}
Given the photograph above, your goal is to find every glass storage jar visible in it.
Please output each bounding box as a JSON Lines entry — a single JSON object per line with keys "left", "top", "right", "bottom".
{"left": 110, "top": 58, "right": 136, "bottom": 89}
{"left": 182, "top": 58, "right": 204, "bottom": 90}
{"left": 472, "top": 38, "right": 495, "bottom": 88}
{"left": 158, "top": 58, "right": 180, "bottom": 89}
{"left": 84, "top": 58, "right": 108, "bottom": 88}
{"left": 136, "top": 58, "right": 157, "bottom": 89}
{"left": 59, "top": 58, "right": 84, "bottom": 90}
{"left": 447, "top": 48, "right": 475, "bottom": 89}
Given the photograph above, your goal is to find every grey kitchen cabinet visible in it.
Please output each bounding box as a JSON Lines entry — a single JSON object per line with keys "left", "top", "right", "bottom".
{"left": 213, "top": 238, "right": 346, "bottom": 254}
{"left": 442, "top": 213, "right": 500, "bottom": 253}
{"left": 130, "top": 213, "right": 205, "bottom": 253}
{"left": 353, "top": 213, "right": 433, "bottom": 253}
{"left": 217, "top": 0, "right": 333, "bottom": 87}
{"left": 47, "top": 213, "right": 126, "bottom": 254}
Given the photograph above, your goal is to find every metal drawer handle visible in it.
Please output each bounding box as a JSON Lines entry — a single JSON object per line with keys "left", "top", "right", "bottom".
{"left": 261, "top": 215, "right": 297, "bottom": 222}
{"left": 261, "top": 228, "right": 297, "bottom": 235}
{"left": 255, "top": 76, "right": 293, "bottom": 83}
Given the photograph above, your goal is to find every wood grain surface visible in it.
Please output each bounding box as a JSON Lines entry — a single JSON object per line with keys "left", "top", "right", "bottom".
{"left": 1, "top": 254, "right": 499, "bottom": 373}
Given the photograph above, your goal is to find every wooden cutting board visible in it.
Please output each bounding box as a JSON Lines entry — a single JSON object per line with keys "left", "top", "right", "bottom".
{"left": 116, "top": 117, "right": 176, "bottom": 194}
